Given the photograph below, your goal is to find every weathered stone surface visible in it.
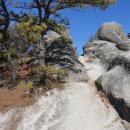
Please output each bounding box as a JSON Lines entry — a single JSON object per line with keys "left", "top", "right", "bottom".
{"left": 84, "top": 40, "right": 130, "bottom": 70}
{"left": 108, "top": 54, "right": 130, "bottom": 71}
{"left": 44, "top": 31, "right": 61, "bottom": 44}
{"left": 83, "top": 40, "right": 122, "bottom": 70}
{"left": 44, "top": 30, "right": 72, "bottom": 45}
{"left": 45, "top": 38, "right": 89, "bottom": 82}
{"left": 116, "top": 40, "right": 130, "bottom": 51}
{"left": 95, "top": 22, "right": 128, "bottom": 44}
{"left": 96, "top": 66, "right": 130, "bottom": 122}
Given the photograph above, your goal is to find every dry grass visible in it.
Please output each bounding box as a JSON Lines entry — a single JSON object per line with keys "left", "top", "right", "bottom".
{"left": 0, "top": 87, "right": 36, "bottom": 112}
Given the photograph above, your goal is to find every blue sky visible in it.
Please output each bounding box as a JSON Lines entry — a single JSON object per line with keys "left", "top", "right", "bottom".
{"left": 60, "top": 0, "right": 130, "bottom": 54}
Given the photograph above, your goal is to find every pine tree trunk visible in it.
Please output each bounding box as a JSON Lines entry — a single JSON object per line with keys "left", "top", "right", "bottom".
{"left": 39, "top": 40, "right": 45, "bottom": 65}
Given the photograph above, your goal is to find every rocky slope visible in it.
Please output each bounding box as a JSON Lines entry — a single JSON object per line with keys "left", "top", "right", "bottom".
{"left": 1, "top": 22, "right": 130, "bottom": 130}
{"left": 1, "top": 82, "right": 129, "bottom": 130}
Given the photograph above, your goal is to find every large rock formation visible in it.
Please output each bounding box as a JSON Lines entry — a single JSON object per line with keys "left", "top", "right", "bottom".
{"left": 83, "top": 21, "right": 130, "bottom": 123}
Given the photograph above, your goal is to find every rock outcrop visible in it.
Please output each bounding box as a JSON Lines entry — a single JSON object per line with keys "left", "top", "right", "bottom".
{"left": 83, "top": 21, "right": 130, "bottom": 123}
{"left": 45, "top": 38, "right": 89, "bottom": 82}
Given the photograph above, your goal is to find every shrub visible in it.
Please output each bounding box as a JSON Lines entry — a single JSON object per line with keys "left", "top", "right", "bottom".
{"left": 35, "top": 65, "right": 67, "bottom": 91}
{"left": 0, "top": 49, "right": 18, "bottom": 60}
{"left": 16, "top": 18, "right": 47, "bottom": 44}
{"left": 6, "top": 49, "right": 18, "bottom": 58}
{"left": 36, "top": 65, "right": 68, "bottom": 76}
{"left": 18, "top": 80, "right": 33, "bottom": 91}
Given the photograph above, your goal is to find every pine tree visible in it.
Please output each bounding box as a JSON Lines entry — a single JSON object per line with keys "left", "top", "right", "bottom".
{"left": 15, "top": 0, "right": 116, "bottom": 35}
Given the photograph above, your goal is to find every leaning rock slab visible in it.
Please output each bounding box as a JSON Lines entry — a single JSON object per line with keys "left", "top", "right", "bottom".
{"left": 45, "top": 38, "right": 89, "bottom": 82}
